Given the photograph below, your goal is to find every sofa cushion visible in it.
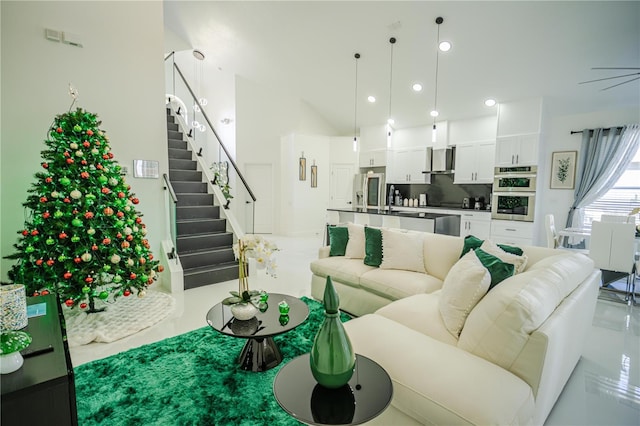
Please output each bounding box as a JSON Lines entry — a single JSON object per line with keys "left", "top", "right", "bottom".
{"left": 480, "top": 239, "right": 528, "bottom": 273}
{"left": 422, "top": 233, "right": 465, "bottom": 281}
{"left": 380, "top": 228, "right": 426, "bottom": 273}
{"left": 344, "top": 314, "right": 535, "bottom": 425}
{"left": 376, "top": 292, "right": 457, "bottom": 346}
{"left": 458, "top": 252, "right": 595, "bottom": 371}
{"left": 328, "top": 226, "right": 349, "bottom": 257}
{"left": 360, "top": 269, "right": 443, "bottom": 301}
{"left": 475, "top": 248, "right": 516, "bottom": 289}
{"left": 345, "top": 223, "right": 365, "bottom": 259}
{"left": 310, "top": 256, "right": 375, "bottom": 287}
{"left": 364, "top": 226, "right": 383, "bottom": 267}
{"left": 439, "top": 250, "right": 492, "bottom": 338}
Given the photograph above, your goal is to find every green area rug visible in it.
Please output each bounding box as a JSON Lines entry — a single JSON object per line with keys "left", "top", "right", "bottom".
{"left": 74, "top": 297, "right": 350, "bottom": 425}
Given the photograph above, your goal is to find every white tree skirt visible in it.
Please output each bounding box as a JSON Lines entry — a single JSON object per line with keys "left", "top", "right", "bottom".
{"left": 63, "top": 290, "right": 175, "bottom": 347}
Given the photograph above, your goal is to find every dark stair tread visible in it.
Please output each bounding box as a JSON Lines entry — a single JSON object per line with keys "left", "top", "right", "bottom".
{"left": 183, "top": 262, "right": 238, "bottom": 274}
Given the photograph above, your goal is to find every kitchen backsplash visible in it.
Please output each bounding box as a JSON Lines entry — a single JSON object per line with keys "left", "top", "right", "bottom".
{"left": 388, "top": 174, "right": 492, "bottom": 209}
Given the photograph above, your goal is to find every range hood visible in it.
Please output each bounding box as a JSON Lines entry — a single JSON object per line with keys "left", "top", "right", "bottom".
{"left": 429, "top": 147, "right": 455, "bottom": 173}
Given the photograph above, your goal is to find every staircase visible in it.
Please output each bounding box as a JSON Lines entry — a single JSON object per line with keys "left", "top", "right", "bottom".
{"left": 166, "top": 108, "right": 239, "bottom": 289}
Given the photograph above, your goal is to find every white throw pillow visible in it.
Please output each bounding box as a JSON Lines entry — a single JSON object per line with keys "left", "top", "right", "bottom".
{"left": 380, "top": 228, "right": 426, "bottom": 273}
{"left": 480, "top": 240, "right": 528, "bottom": 273}
{"left": 439, "top": 250, "right": 491, "bottom": 338}
{"left": 344, "top": 223, "right": 366, "bottom": 259}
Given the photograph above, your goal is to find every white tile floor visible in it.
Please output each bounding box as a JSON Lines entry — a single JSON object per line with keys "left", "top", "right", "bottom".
{"left": 70, "top": 235, "right": 640, "bottom": 425}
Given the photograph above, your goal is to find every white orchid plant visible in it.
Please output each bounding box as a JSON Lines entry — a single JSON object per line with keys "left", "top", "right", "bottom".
{"left": 223, "top": 234, "right": 278, "bottom": 306}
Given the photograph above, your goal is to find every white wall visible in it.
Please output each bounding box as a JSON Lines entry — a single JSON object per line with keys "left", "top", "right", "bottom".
{"left": 0, "top": 1, "right": 167, "bottom": 280}
{"left": 534, "top": 106, "right": 640, "bottom": 244}
{"left": 235, "top": 75, "right": 338, "bottom": 235}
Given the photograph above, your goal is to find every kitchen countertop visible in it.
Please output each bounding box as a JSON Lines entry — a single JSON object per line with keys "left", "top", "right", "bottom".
{"left": 327, "top": 207, "right": 490, "bottom": 219}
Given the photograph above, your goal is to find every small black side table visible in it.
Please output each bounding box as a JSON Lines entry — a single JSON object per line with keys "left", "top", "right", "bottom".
{"left": 206, "top": 293, "right": 309, "bottom": 372}
{"left": 273, "top": 353, "right": 393, "bottom": 425}
{"left": 1, "top": 294, "right": 78, "bottom": 426}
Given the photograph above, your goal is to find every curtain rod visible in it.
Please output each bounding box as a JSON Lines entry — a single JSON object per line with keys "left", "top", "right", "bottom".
{"left": 570, "top": 126, "right": 623, "bottom": 135}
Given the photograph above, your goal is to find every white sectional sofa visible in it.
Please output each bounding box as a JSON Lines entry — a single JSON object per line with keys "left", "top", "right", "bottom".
{"left": 310, "top": 224, "right": 600, "bottom": 425}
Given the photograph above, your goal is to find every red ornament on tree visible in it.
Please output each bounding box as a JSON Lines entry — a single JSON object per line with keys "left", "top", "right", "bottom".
{"left": 83, "top": 141, "right": 90, "bottom": 148}
{"left": 85, "top": 277, "right": 93, "bottom": 283}
{"left": 22, "top": 230, "right": 29, "bottom": 236}
{"left": 91, "top": 244, "right": 99, "bottom": 251}
{"left": 45, "top": 177, "right": 52, "bottom": 183}
{"left": 103, "top": 207, "right": 114, "bottom": 216}
{"left": 40, "top": 197, "right": 48, "bottom": 203}
{"left": 41, "top": 290, "right": 50, "bottom": 296}
{"left": 86, "top": 129, "right": 94, "bottom": 136}
{"left": 74, "top": 257, "right": 82, "bottom": 264}
{"left": 123, "top": 290, "right": 131, "bottom": 297}
{"left": 35, "top": 259, "right": 43, "bottom": 266}
{"left": 63, "top": 271, "right": 72, "bottom": 279}
{"left": 65, "top": 299, "right": 74, "bottom": 307}
{"left": 84, "top": 212, "right": 94, "bottom": 219}
{"left": 66, "top": 158, "right": 74, "bottom": 164}
{"left": 101, "top": 187, "right": 110, "bottom": 194}
{"left": 46, "top": 259, "right": 55, "bottom": 266}
{"left": 80, "top": 172, "right": 89, "bottom": 179}
{"left": 59, "top": 232, "right": 68, "bottom": 239}
{"left": 102, "top": 238, "right": 111, "bottom": 245}
{"left": 121, "top": 241, "right": 130, "bottom": 249}
{"left": 30, "top": 230, "right": 38, "bottom": 236}
{"left": 117, "top": 192, "right": 125, "bottom": 198}
{"left": 42, "top": 162, "right": 49, "bottom": 169}
{"left": 129, "top": 273, "right": 137, "bottom": 279}
{"left": 42, "top": 212, "right": 50, "bottom": 219}
{"left": 80, "top": 303, "right": 88, "bottom": 309}
{"left": 56, "top": 127, "right": 63, "bottom": 133}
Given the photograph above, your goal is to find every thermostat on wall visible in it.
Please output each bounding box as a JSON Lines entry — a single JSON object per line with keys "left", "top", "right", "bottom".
{"left": 133, "top": 160, "right": 159, "bottom": 179}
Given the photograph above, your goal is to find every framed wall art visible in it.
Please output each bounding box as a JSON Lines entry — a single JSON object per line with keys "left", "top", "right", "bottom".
{"left": 311, "top": 161, "right": 318, "bottom": 188}
{"left": 550, "top": 151, "right": 577, "bottom": 189}
{"left": 299, "top": 152, "right": 306, "bottom": 181}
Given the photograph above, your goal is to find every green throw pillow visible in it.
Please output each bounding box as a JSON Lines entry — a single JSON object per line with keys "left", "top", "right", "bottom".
{"left": 474, "top": 248, "right": 515, "bottom": 289}
{"left": 459, "top": 235, "right": 524, "bottom": 257}
{"left": 364, "top": 227, "right": 383, "bottom": 267}
{"left": 460, "top": 235, "right": 483, "bottom": 258}
{"left": 328, "top": 226, "right": 349, "bottom": 256}
{"left": 497, "top": 244, "right": 524, "bottom": 256}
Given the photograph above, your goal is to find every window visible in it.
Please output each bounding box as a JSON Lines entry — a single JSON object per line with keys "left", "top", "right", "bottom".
{"left": 583, "top": 144, "right": 640, "bottom": 225}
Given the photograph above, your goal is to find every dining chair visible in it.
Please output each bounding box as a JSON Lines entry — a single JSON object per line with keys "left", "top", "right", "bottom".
{"left": 600, "top": 214, "right": 636, "bottom": 224}
{"left": 545, "top": 214, "right": 559, "bottom": 248}
{"left": 588, "top": 220, "right": 637, "bottom": 304}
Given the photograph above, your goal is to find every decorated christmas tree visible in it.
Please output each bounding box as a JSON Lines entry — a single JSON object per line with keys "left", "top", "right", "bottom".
{"left": 5, "top": 107, "right": 163, "bottom": 312}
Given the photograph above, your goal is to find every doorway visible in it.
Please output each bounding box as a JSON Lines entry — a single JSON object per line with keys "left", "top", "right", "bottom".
{"left": 329, "top": 163, "right": 355, "bottom": 209}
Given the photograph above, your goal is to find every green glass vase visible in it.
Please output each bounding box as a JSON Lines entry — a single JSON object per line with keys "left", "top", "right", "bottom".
{"left": 310, "top": 276, "right": 355, "bottom": 388}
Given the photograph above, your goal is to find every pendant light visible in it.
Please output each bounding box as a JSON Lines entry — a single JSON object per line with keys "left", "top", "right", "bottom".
{"left": 431, "top": 17, "right": 444, "bottom": 143}
{"left": 353, "top": 53, "right": 361, "bottom": 152}
{"left": 192, "top": 49, "right": 207, "bottom": 133}
{"left": 387, "top": 37, "right": 396, "bottom": 147}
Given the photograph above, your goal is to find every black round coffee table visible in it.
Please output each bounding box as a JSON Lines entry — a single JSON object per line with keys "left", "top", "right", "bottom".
{"left": 206, "top": 293, "right": 309, "bottom": 372}
{"left": 273, "top": 353, "right": 393, "bottom": 425}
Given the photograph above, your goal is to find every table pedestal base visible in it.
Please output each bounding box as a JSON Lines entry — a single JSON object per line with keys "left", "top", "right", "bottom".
{"left": 238, "top": 337, "right": 283, "bottom": 372}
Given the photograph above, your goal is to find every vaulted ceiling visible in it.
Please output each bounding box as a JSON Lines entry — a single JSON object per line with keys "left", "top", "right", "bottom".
{"left": 164, "top": 1, "right": 640, "bottom": 134}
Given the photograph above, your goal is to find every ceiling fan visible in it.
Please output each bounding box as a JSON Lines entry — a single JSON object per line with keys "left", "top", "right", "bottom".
{"left": 579, "top": 67, "right": 640, "bottom": 91}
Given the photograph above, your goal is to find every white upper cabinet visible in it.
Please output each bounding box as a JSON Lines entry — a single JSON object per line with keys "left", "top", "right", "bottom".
{"left": 388, "top": 147, "right": 431, "bottom": 183}
{"left": 496, "top": 98, "right": 542, "bottom": 137}
{"left": 448, "top": 116, "right": 497, "bottom": 146}
{"left": 359, "top": 149, "right": 387, "bottom": 168}
{"left": 495, "top": 98, "right": 542, "bottom": 166}
{"left": 494, "top": 134, "right": 539, "bottom": 166}
{"left": 454, "top": 141, "right": 495, "bottom": 184}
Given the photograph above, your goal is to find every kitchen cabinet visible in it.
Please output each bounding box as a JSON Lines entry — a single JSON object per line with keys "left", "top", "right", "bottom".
{"left": 388, "top": 147, "right": 431, "bottom": 183}
{"left": 454, "top": 141, "right": 495, "bottom": 184}
{"left": 359, "top": 149, "right": 387, "bottom": 168}
{"left": 490, "top": 220, "right": 533, "bottom": 246}
{"left": 460, "top": 211, "right": 492, "bottom": 239}
{"left": 495, "top": 134, "right": 538, "bottom": 167}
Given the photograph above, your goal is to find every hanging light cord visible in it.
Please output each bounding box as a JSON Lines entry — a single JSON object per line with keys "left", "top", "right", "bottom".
{"left": 433, "top": 22, "right": 441, "bottom": 120}
{"left": 353, "top": 53, "right": 360, "bottom": 142}
{"left": 388, "top": 38, "right": 396, "bottom": 122}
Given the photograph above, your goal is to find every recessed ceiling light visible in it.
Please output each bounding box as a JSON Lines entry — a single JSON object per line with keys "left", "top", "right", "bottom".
{"left": 430, "top": 110, "right": 439, "bottom": 117}
{"left": 438, "top": 41, "right": 452, "bottom": 52}
{"left": 367, "top": 96, "right": 376, "bottom": 103}
{"left": 484, "top": 99, "right": 497, "bottom": 107}
{"left": 412, "top": 83, "right": 423, "bottom": 92}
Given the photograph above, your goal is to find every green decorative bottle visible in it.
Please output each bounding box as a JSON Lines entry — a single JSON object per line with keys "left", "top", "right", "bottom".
{"left": 310, "top": 276, "right": 356, "bottom": 388}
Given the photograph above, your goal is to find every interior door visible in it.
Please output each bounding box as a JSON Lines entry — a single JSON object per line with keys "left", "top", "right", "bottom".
{"left": 244, "top": 163, "right": 273, "bottom": 234}
{"left": 330, "top": 164, "right": 355, "bottom": 208}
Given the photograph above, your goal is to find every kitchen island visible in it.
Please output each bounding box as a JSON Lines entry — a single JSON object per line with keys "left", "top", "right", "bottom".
{"left": 327, "top": 207, "right": 462, "bottom": 236}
